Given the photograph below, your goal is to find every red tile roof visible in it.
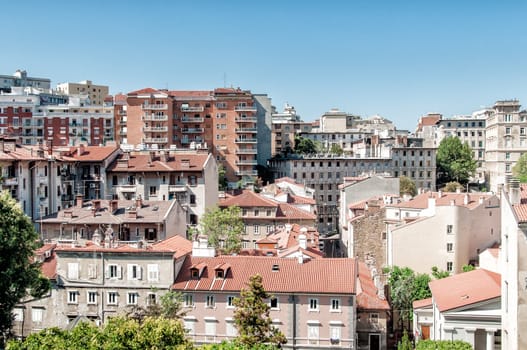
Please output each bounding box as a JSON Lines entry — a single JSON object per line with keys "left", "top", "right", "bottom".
{"left": 412, "top": 297, "right": 433, "bottom": 309}
{"left": 512, "top": 184, "right": 527, "bottom": 223}
{"left": 276, "top": 203, "right": 317, "bottom": 220}
{"left": 429, "top": 269, "right": 501, "bottom": 312}
{"left": 356, "top": 262, "right": 390, "bottom": 310}
{"left": 60, "top": 146, "right": 120, "bottom": 162}
{"left": 289, "top": 194, "right": 316, "bottom": 205}
{"left": 41, "top": 252, "right": 57, "bottom": 279}
{"left": 168, "top": 90, "right": 212, "bottom": 97}
{"left": 220, "top": 190, "right": 278, "bottom": 208}
{"left": 108, "top": 153, "right": 209, "bottom": 172}
{"left": 173, "top": 256, "right": 357, "bottom": 294}
{"left": 127, "top": 87, "right": 163, "bottom": 95}
{"left": 392, "top": 191, "right": 493, "bottom": 210}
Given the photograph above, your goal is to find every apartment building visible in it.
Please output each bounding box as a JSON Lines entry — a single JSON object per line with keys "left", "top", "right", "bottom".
{"left": 11, "top": 236, "right": 192, "bottom": 336}
{"left": 56, "top": 80, "right": 109, "bottom": 106}
{"left": 501, "top": 181, "right": 527, "bottom": 350}
{"left": 391, "top": 146, "right": 437, "bottom": 190}
{"left": 0, "top": 69, "right": 51, "bottom": 93}
{"left": 271, "top": 103, "right": 312, "bottom": 156}
{"left": 172, "top": 252, "right": 359, "bottom": 348}
{"left": 125, "top": 87, "right": 271, "bottom": 188}
{"left": 385, "top": 191, "right": 500, "bottom": 275}
{"left": 107, "top": 150, "right": 218, "bottom": 225}
{"left": 219, "top": 190, "right": 317, "bottom": 249}
{"left": 485, "top": 100, "right": 527, "bottom": 192}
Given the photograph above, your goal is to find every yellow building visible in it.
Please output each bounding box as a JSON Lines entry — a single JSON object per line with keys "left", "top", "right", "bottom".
{"left": 56, "top": 80, "right": 109, "bottom": 105}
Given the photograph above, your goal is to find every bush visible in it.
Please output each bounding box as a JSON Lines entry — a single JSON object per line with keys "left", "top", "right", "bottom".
{"left": 416, "top": 339, "right": 472, "bottom": 350}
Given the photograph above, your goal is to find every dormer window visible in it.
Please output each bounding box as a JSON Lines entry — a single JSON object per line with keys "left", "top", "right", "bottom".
{"left": 215, "top": 270, "right": 224, "bottom": 278}
{"left": 191, "top": 269, "right": 199, "bottom": 279}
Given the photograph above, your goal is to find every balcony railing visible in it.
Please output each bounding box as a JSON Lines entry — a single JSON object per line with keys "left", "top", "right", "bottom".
{"left": 235, "top": 106, "right": 257, "bottom": 112}
{"left": 143, "top": 126, "right": 168, "bottom": 132}
{"left": 142, "top": 114, "right": 168, "bottom": 121}
{"left": 142, "top": 104, "right": 168, "bottom": 110}
{"left": 182, "top": 128, "right": 204, "bottom": 133}
{"left": 236, "top": 148, "right": 257, "bottom": 154}
{"left": 235, "top": 138, "right": 257, "bottom": 143}
{"left": 235, "top": 117, "right": 257, "bottom": 122}
{"left": 114, "top": 184, "right": 137, "bottom": 192}
{"left": 181, "top": 106, "right": 204, "bottom": 112}
{"left": 236, "top": 160, "right": 258, "bottom": 165}
{"left": 181, "top": 117, "right": 204, "bottom": 123}
{"left": 235, "top": 128, "right": 257, "bottom": 133}
{"left": 3, "top": 177, "right": 18, "bottom": 186}
{"left": 143, "top": 137, "right": 168, "bottom": 143}
{"left": 235, "top": 170, "right": 258, "bottom": 176}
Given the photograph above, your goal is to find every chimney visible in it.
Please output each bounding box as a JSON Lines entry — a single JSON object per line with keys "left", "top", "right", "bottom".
{"left": 110, "top": 200, "right": 119, "bottom": 213}
{"left": 77, "top": 144, "right": 85, "bottom": 157}
{"left": 91, "top": 207, "right": 97, "bottom": 217}
{"left": 510, "top": 178, "right": 521, "bottom": 205}
{"left": 63, "top": 209, "right": 73, "bottom": 218}
{"left": 128, "top": 209, "right": 137, "bottom": 219}
{"left": 192, "top": 235, "right": 216, "bottom": 257}
{"left": 76, "top": 194, "right": 84, "bottom": 208}
{"left": 479, "top": 196, "right": 485, "bottom": 205}
{"left": 135, "top": 195, "right": 143, "bottom": 209}
{"left": 298, "top": 233, "right": 307, "bottom": 250}
{"left": 160, "top": 151, "right": 168, "bottom": 163}
{"left": 463, "top": 194, "right": 470, "bottom": 205}
{"left": 181, "top": 159, "right": 190, "bottom": 168}
{"left": 92, "top": 199, "right": 101, "bottom": 211}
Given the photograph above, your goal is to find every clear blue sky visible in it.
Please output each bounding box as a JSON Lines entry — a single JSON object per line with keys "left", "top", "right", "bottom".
{"left": 2, "top": 0, "right": 526, "bottom": 131}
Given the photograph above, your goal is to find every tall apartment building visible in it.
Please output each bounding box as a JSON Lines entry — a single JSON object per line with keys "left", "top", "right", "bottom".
{"left": 0, "top": 69, "right": 51, "bottom": 93}
{"left": 271, "top": 103, "right": 312, "bottom": 156}
{"left": 125, "top": 87, "right": 272, "bottom": 188}
{"left": 56, "top": 80, "right": 109, "bottom": 106}
{"left": 485, "top": 100, "right": 527, "bottom": 192}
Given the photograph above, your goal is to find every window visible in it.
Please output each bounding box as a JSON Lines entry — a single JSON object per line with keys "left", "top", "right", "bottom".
{"left": 147, "top": 293, "right": 157, "bottom": 306}
{"left": 227, "top": 295, "right": 235, "bottom": 308}
{"left": 308, "top": 324, "right": 320, "bottom": 344}
{"left": 369, "top": 313, "right": 379, "bottom": 324}
{"left": 147, "top": 264, "right": 159, "bottom": 281}
{"left": 107, "top": 292, "right": 118, "bottom": 305}
{"left": 447, "top": 243, "right": 453, "bottom": 252}
{"left": 127, "top": 292, "right": 138, "bottom": 305}
{"left": 32, "top": 308, "right": 43, "bottom": 323}
{"left": 504, "top": 114, "right": 512, "bottom": 122}
{"left": 521, "top": 128, "right": 526, "bottom": 135}
{"left": 506, "top": 127, "right": 511, "bottom": 135}
{"left": 149, "top": 186, "right": 157, "bottom": 196}
{"left": 107, "top": 264, "right": 121, "bottom": 279}
{"left": 206, "top": 295, "right": 215, "bottom": 308}
{"left": 331, "top": 298, "right": 341, "bottom": 311}
{"left": 127, "top": 264, "right": 142, "bottom": 280}
{"left": 225, "top": 319, "right": 237, "bottom": 337}
{"left": 67, "top": 263, "right": 79, "bottom": 280}
{"left": 87, "top": 291, "right": 97, "bottom": 304}
{"left": 184, "top": 294, "right": 194, "bottom": 307}
{"left": 254, "top": 225, "right": 259, "bottom": 235}
{"left": 254, "top": 209, "right": 259, "bottom": 216}
{"left": 506, "top": 163, "right": 511, "bottom": 172}
{"left": 330, "top": 326, "right": 341, "bottom": 344}
{"left": 205, "top": 319, "right": 217, "bottom": 340}
{"left": 267, "top": 225, "right": 273, "bottom": 233}
{"left": 13, "top": 308, "right": 23, "bottom": 322}
{"left": 447, "top": 262, "right": 453, "bottom": 272}
{"left": 446, "top": 225, "right": 453, "bottom": 234}
{"left": 88, "top": 264, "right": 97, "bottom": 279}
{"left": 270, "top": 297, "right": 279, "bottom": 309}
{"left": 309, "top": 298, "right": 319, "bottom": 311}
{"left": 68, "top": 291, "right": 78, "bottom": 304}
{"left": 266, "top": 209, "right": 272, "bottom": 216}
{"left": 506, "top": 152, "right": 511, "bottom": 160}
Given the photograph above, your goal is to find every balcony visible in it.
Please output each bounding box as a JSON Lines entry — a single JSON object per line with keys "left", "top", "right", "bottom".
{"left": 182, "top": 128, "right": 204, "bottom": 133}
{"left": 236, "top": 160, "right": 258, "bottom": 166}
{"left": 143, "top": 137, "right": 168, "bottom": 143}
{"left": 168, "top": 183, "right": 188, "bottom": 192}
{"left": 142, "top": 114, "right": 168, "bottom": 121}
{"left": 235, "top": 117, "right": 257, "bottom": 122}
{"left": 235, "top": 106, "right": 257, "bottom": 112}
{"left": 115, "top": 184, "right": 137, "bottom": 193}
{"left": 236, "top": 148, "right": 257, "bottom": 154}
{"left": 119, "top": 117, "right": 127, "bottom": 124}
{"left": 118, "top": 109, "right": 127, "bottom": 115}
{"left": 235, "top": 170, "right": 258, "bottom": 176}
{"left": 235, "top": 138, "right": 257, "bottom": 143}
{"left": 235, "top": 127, "right": 257, "bottom": 133}
{"left": 3, "top": 177, "right": 18, "bottom": 186}
{"left": 181, "top": 117, "right": 204, "bottom": 123}
{"left": 143, "top": 126, "right": 168, "bottom": 132}
{"left": 142, "top": 104, "right": 168, "bottom": 110}
{"left": 181, "top": 106, "right": 204, "bottom": 112}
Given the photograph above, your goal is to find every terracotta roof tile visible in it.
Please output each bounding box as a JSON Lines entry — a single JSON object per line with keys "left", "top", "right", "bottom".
{"left": 220, "top": 190, "right": 278, "bottom": 208}
{"left": 512, "top": 184, "right": 527, "bottom": 223}
{"left": 276, "top": 203, "right": 317, "bottom": 220}
{"left": 127, "top": 87, "right": 163, "bottom": 95}
{"left": 429, "top": 269, "right": 501, "bottom": 312}
{"left": 413, "top": 297, "right": 433, "bottom": 309}
{"left": 289, "top": 194, "right": 316, "bottom": 205}
{"left": 60, "top": 146, "right": 120, "bottom": 162}
{"left": 391, "top": 192, "right": 492, "bottom": 210}
{"left": 108, "top": 153, "right": 209, "bottom": 172}
{"left": 41, "top": 252, "right": 57, "bottom": 279}
{"left": 356, "top": 262, "right": 389, "bottom": 310}
{"left": 173, "top": 256, "right": 357, "bottom": 294}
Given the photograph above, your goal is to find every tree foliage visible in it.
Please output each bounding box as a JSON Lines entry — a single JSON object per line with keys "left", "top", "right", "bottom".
{"left": 397, "top": 330, "right": 413, "bottom": 350}
{"left": 218, "top": 164, "right": 228, "bottom": 191}
{"left": 126, "top": 290, "right": 187, "bottom": 322}
{"left": 513, "top": 152, "right": 527, "bottom": 183}
{"left": 400, "top": 176, "right": 417, "bottom": 196}
{"left": 7, "top": 317, "right": 192, "bottom": 350}
{"left": 329, "top": 143, "right": 344, "bottom": 156}
{"left": 197, "top": 205, "right": 245, "bottom": 254}
{"left": 442, "top": 181, "right": 463, "bottom": 192}
{"left": 0, "top": 191, "right": 50, "bottom": 346}
{"left": 462, "top": 264, "right": 476, "bottom": 272}
{"left": 294, "top": 136, "right": 317, "bottom": 155}
{"left": 437, "top": 136, "right": 477, "bottom": 185}
{"left": 233, "top": 274, "right": 287, "bottom": 347}
{"left": 431, "top": 266, "right": 450, "bottom": 279}
{"left": 416, "top": 339, "right": 472, "bottom": 350}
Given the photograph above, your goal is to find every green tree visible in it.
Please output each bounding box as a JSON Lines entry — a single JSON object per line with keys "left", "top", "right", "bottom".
{"left": 437, "top": 136, "right": 477, "bottom": 185}
{"left": 218, "top": 164, "right": 228, "bottom": 191}
{"left": 400, "top": 176, "right": 417, "bottom": 196}
{"left": 0, "top": 191, "right": 50, "bottom": 346}
{"left": 431, "top": 266, "right": 450, "bottom": 279}
{"left": 126, "top": 290, "right": 187, "bottom": 323}
{"left": 198, "top": 205, "right": 245, "bottom": 254}
{"left": 294, "top": 136, "right": 317, "bottom": 155}
{"left": 233, "top": 274, "right": 287, "bottom": 347}
{"left": 329, "top": 143, "right": 344, "bottom": 156}
{"left": 513, "top": 152, "right": 527, "bottom": 183}
{"left": 397, "top": 330, "right": 413, "bottom": 350}
{"left": 442, "top": 181, "right": 463, "bottom": 192}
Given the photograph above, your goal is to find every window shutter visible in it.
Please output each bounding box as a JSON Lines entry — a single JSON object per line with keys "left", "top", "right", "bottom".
{"left": 105, "top": 265, "right": 110, "bottom": 278}
{"left": 117, "top": 265, "right": 122, "bottom": 279}
{"left": 127, "top": 264, "right": 133, "bottom": 280}
{"left": 138, "top": 266, "right": 142, "bottom": 280}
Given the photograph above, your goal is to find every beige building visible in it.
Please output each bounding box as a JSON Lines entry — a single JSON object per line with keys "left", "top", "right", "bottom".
{"left": 385, "top": 191, "right": 500, "bottom": 274}
{"left": 271, "top": 103, "right": 312, "bottom": 156}
{"left": 56, "top": 80, "right": 109, "bottom": 106}
{"left": 501, "top": 182, "right": 527, "bottom": 350}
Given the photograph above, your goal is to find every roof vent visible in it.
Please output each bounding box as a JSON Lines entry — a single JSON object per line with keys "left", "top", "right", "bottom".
{"left": 272, "top": 264, "right": 279, "bottom": 271}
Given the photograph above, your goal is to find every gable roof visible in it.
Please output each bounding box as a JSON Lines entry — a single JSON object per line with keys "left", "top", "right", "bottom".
{"left": 429, "top": 269, "right": 501, "bottom": 312}
{"left": 107, "top": 153, "right": 209, "bottom": 172}
{"left": 60, "top": 146, "right": 120, "bottom": 162}
{"left": 173, "top": 256, "right": 357, "bottom": 295}
{"left": 356, "top": 262, "right": 390, "bottom": 310}
{"left": 220, "top": 190, "right": 278, "bottom": 208}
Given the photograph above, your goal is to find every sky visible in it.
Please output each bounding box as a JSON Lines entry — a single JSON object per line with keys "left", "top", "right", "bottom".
{"left": 2, "top": 0, "right": 527, "bottom": 131}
